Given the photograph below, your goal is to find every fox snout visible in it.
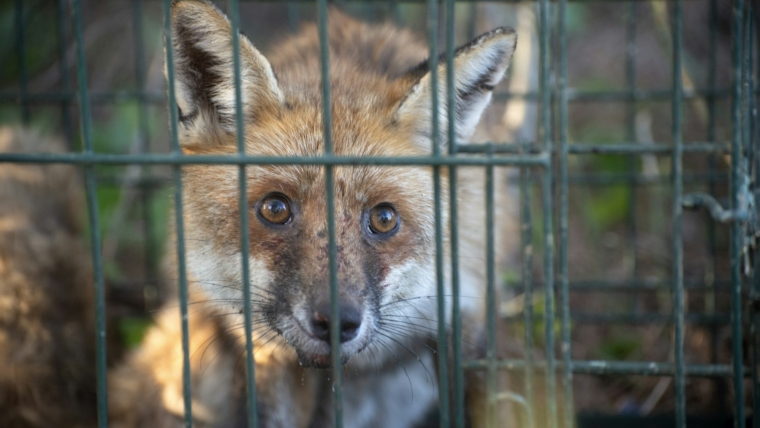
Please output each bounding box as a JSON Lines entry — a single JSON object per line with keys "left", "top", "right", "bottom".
{"left": 287, "top": 283, "right": 374, "bottom": 368}
{"left": 308, "top": 300, "right": 363, "bottom": 345}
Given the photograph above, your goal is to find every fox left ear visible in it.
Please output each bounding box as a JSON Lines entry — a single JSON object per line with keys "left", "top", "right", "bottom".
{"left": 169, "top": 0, "right": 285, "bottom": 146}
{"left": 394, "top": 27, "right": 516, "bottom": 150}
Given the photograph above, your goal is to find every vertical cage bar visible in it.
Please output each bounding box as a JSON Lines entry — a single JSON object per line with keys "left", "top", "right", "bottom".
{"left": 730, "top": 0, "right": 747, "bottom": 426}
{"left": 55, "top": 0, "right": 73, "bottom": 146}
{"left": 557, "top": 0, "right": 574, "bottom": 426}
{"left": 14, "top": 0, "right": 29, "bottom": 123}
{"left": 287, "top": 3, "right": 299, "bottom": 34}
{"left": 752, "top": 6, "right": 759, "bottom": 418}
{"left": 316, "top": 3, "right": 342, "bottom": 427}
{"left": 485, "top": 146, "right": 497, "bottom": 428}
{"left": 670, "top": 0, "right": 686, "bottom": 426}
{"left": 520, "top": 143, "right": 534, "bottom": 425}
{"left": 228, "top": 1, "right": 259, "bottom": 427}
{"left": 133, "top": 0, "right": 157, "bottom": 299}
{"left": 444, "top": 0, "right": 464, "bottom": 426}
{"left": 625, "top": 2, "right": 639, "bottom": 306}
{"left": 133, "top": 0, "right": 150, "bottom": 153}
{"left": 706, "top": 0, "right": 725, "bottom": 411}
{"left": 744, "top": 0, "right": 755, "bottom": 175}
{"left": 71, "top": 0, "right": 108, "bottom": 426}
{"left": 389, "top": 0, "right": 401, "bottom": 26}
{"left": 539, "top": 0, "right": 558, "bottom": 426}
{"left": 745, "top": 8, "right": 757, "bottom": 426}
{"left": 427, "top": 0, "right": 450, "bottom": 424}
{"left": 162, "top": 0, "right": 194, "bottom": 426}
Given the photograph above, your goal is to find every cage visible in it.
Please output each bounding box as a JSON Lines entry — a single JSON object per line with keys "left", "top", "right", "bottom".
{"left": 0, "top": 0, "right": 757, "bottom": 427}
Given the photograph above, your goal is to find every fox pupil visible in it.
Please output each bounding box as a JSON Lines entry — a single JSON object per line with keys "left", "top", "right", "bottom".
{"left": 369, "top": 205, "right": 398, "bottom": 234}
{"left": 259, "top": 195, "right": 291, "bottom": 224}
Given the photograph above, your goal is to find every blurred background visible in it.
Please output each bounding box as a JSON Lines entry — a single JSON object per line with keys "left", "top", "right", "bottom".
{"left": 0, "top": 0, "right": 755, "bottom": 426}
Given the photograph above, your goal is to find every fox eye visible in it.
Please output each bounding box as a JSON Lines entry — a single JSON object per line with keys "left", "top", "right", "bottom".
{"left": 258, "top": 194, "right": 292, "bottom": 225}
{"left": 368, "top": 204, "right": 398, "bottom": 235}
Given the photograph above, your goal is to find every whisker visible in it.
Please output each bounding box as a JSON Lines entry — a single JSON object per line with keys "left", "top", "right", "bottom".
{"left": 376, "top": 331, "right": 434, "bottom": 386}
{"left": 378, "top": 323, "right": 437, "bottom": 355}
{"left": 379, "top": 294, "right": 483, "bottom": 309}
{"left": 373, "top": 335, "right": 414, "bottom": 402}
{"left": 378, "top": 319, "right": 485, "bottom": 353}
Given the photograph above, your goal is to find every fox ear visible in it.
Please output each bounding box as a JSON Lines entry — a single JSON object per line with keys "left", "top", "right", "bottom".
{"left": 169, "top": 0, "right": 284, "bottom": 144}
{"left": 394, "top": 27, "right": 516, "bottom": 150}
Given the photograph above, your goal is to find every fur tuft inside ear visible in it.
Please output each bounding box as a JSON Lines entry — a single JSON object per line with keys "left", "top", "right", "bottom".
{"left": 169, "top": 0, "right": 284, "bottom": 145}
{"left": 394, "top": 27, "right": 517, "bottom": 151}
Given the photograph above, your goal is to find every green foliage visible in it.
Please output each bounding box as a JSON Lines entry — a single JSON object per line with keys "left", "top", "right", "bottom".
{"left": 597, "top": 336, "right": 641, "bottom": 361}
{"left": 585, "top": 185, "right": 631, "bottom": 232}
{"left": 118, "top": 317, "right": 154, "bottom": 349}
{"left": 566, "top": 4, "right": 591, "bottom": 35}
{"left": 512, "top": 294, "right": 566, "bottom": 351}
{"left": 1, "top": 0, "right": 62, "bottom": 92}
{"left": 501, "top": 268, "right": 521, "bottom": 288}
{"left": 148, "top": 187, "right": 173, "bottom": 259}
{"left": 573, "top": 109, "right": 636, "bottom": 234}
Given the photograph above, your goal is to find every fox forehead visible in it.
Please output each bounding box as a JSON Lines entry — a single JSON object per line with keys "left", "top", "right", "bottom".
{"left": 184, "top": 86, "right": 425, "bottom": 159}
{"left": 181, "top": 87, "right": 438, "bottom": 209}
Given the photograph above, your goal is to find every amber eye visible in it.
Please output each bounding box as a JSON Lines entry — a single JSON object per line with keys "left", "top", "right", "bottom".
{"left": 258, "top": 194, "right": 292, "bottom": 225}
{"left": 368, "top": 204, "right": 398, "bottom": 235}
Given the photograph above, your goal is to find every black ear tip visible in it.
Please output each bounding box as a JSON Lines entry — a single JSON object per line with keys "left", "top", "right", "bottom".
{"left": 456, "top": 26, "right": 517, "bottom": 57}
{"left": 487, "top": 26, "right": 518, "bottom": 47}
{"left": 172, "top": 0, "right": 210, "bottom": 6}
{"left": 171, "top": 0, "right": 221, "bottom": 16}
{"left": 171, "top": 0, "right": 196, "bottom": 7}
{"left": 492, "top": 26, "right": 516, "bottom": 36}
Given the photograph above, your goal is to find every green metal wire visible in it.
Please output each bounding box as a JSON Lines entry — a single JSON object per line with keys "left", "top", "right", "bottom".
{"left": 227, "top": 1, "right": 259, "bottom": 427}
{"left": 199, "top": 0, "right": 735, "bottom": 4}
{"left": 2, "top": 88, "right": 749, "bottom": 105}
{"left": 520, "top": 142, "right": 535, "bottom": 427}
{"left": 749, "top": 5, "right": 759, "bottom": 424}
{"left": 730, "top": 0, "right": 747, "bottom": 426}
{"left": 0, "top": 152, "right": 550, "bottom": 166}
{"left": 461, "top": 359, "right": 751, "bottom": 377}
{"left": 5, "top": 1, "right": 758, "bottom": 427}
{"left": 539, "top": 0, "right": 558, "bottom": 426}
{"left": 315, "top": 2, "right": 344, "bottom": 426}
{"left": 287, "top": 2, "right": 299, "bottom": 32}
{"left": 557, "top": 0, "right": 574, "bottom": 426}
{"left": 742, "top": 3, "right": 757, "bottom": 421}
{"left": 132, "top": 0, "right": 158, "bottom": 301}
{"left": 670, "top": 0, "right": 686, "bottom": 425}
{"left": 162, "top": 0, "right": 194, "bottom": 426}
{"left": 426, "top": 0, "right": 450, "bottom": 426}
{"left": 624, "top": 2, "right": 639, "bottom": 315}
{"left": 485, "top": 144, "right": 497, "bottom": 427}
{"left": 14, "top": 0, "right": 29, "bottom": 124}
{"left": 71, "top": 1, "right": 109, "bottom": 426}
{"left": 458, "top": 142, "right": 731, "bottom": 154}
{"left": 55, "top": 0, "right": 73, "bottom": 145}
{"left": 444, "top": 0, "right": 464, "bottom": 426}
{"left": 503, "top": 312, "right": 730, "bottom": 325}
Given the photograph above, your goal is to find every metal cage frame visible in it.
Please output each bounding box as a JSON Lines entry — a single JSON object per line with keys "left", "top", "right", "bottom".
{"left": 0, "top": 0, "right": 758, "bottom": 427}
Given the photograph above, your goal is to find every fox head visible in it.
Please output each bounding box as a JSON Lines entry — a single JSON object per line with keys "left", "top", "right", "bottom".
{"left": 168, "top": 0, "right": 516, "bottom": 368}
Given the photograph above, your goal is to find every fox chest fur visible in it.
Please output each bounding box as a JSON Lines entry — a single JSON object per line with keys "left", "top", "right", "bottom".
{"left": 108, "top": 1, "right": 516, "bottom": 427}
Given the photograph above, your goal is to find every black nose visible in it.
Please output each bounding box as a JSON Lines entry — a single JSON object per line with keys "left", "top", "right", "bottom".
{"left": 310, "top": 303, "right": 362, "bottom": 344}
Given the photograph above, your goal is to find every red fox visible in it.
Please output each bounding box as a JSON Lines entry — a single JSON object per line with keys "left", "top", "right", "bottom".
{"left": 109, "top": 1, "right": 517, "bottom": 426}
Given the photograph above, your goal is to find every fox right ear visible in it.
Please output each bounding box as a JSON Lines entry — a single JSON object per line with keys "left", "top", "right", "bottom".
{"left": 394, "top": 27, "right": 516, "bottom": 151}
{"left": 169, "top": 0, "right": 284, "bottom": 146}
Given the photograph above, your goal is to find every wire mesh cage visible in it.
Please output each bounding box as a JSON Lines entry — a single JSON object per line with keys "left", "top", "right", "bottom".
{"left": 0, "top": 0, "right": 757, "bottom": 427}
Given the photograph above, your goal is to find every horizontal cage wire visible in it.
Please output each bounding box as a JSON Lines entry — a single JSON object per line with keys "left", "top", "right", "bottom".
{"left": 0, "top": 0, "right": 757, "bottom": 428}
